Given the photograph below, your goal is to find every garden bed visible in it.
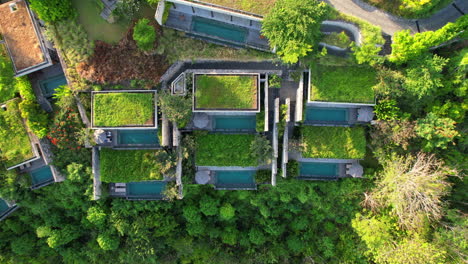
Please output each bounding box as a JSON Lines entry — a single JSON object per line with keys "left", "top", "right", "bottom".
{"left": 194, "top": 74, "right": 259, "bottom": 111}
{"left": 92, "top": 91, "right": 156, "bottom": 128}
{"left": 301, "top": 126, "right": 366, "bottom": 159}
{"left": 321, "top": 32, "right": 353, "bottom": 49}
{"left": 100, "top": 149, "right": 164, "bottom": 182}
{"left": 195, "top": 133, "right": 257, "bottom": 166}
{"left": 309, "top": 65, "right": 376, "bottom": 104}
{"left": 0, "top": 99, "right": 37, "bottom": 168}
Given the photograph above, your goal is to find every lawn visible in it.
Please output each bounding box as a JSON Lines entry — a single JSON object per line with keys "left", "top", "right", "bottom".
{"left": 93, "top": 92, "right": 155, "bottom": 127}
{"left": 310, "top": 65, "right": 376, "bottom": 103}
{"left": 195, "top": 133, "right": 257, "bottom": 166}
{"left": 301, "top": 126, "right": 366, "bottom": 159}
{"left": 201, "top": 0, "right": 277, "bottom": 16}
{"left": 0, "top": 99, "right": 36, "bottom": 167}
{"left": 72, "top": 0, "right": 155, "bottom": 44}
{"left": 195, "top": 74, "right": 258, "bottom": 110}
{"left": 100, "top": 149, "right": 163, "bottom": 182}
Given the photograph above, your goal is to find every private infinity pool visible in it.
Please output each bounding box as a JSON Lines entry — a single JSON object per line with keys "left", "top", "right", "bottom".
{"left": 191, "top": 16, "right": 247, "bottom": 43}
{"left": 214, "top": 170, "right": 256, "bottom": 189}
{"left": 39, "top": 74, "right": 68, "bottom": 98}
{"left": 127, "top": 181, "right": 167, "bottom": 200}
{"left": 306, "top": 107, "right": 348, "bottom": 122}
{"left": 0, "top": 199, "right": 9, "bottom": 214}
{"left": 30, "top": 166, "right": 54, "bottom": 187}
{"left": 300, "top": 162, "right": 339, "bottom": 179}
{"left": 118, "top": 130, "right": 159, "bottom": 145}
{"left": 214, "top": 115, "right": 256, "bottom": 130}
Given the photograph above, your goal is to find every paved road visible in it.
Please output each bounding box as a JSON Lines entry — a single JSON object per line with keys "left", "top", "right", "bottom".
{"left": 323, "top": 0, "right": 467, "bottom": 35}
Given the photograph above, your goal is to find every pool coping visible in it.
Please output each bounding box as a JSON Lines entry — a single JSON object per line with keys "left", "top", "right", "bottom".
{"left": 192, "top": 72, "right": 261, "bottom": 113}
{"left": 0, "top": 202, "right": 19, "bottom": 221}
{"left": 91, "top": 90, "right": 158, "bottom": 130}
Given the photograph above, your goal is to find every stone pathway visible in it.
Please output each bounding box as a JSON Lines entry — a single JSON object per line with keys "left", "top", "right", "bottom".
{"left": 323, "top": 0, "right": 467, "bottom": 35}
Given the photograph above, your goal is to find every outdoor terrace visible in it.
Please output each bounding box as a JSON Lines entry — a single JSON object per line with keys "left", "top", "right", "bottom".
{"left": 0, "top": 0, "right": 52, "bottom": 76}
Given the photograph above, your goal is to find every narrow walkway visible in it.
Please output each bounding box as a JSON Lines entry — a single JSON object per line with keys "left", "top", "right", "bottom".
{"left": 324, "top": 0, "right": 467, "bottom": 35}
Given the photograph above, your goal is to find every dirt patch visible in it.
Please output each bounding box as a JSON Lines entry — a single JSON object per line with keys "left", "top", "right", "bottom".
{"left": 77, "top": 21, "right": 168, "bottom": 84}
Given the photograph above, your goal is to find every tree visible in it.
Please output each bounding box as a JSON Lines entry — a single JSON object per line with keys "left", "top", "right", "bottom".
{"left": 404, "top": 54, "right": 448, "bottom": 99}
{"left": 261, "top": 0, "right": 329, "bottom": 63}
{"left": 133, "top": 18, "right": 157, "bottom": 52}
{"left": 219, "top": 203, "right": 235, "bottom": 221}
{"left": 97, "top": 232, "right": 120, "bottom": 251}
{"left": 29, "top": 0, "right": 76, "bottom": 22}
{"left": 158, "top": 90, "right": 192, "bottom": 128}
{"left": 415, "top": 113, "right": 460, "bottom": 151}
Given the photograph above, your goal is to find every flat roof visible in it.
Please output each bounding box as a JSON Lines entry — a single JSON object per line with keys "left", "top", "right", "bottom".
{"left": 0, "top": 0, "right": 50, "bottom": 75}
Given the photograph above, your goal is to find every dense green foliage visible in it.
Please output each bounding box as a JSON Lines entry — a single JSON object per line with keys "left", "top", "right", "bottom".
{"left": 415, "top": 113, "right": 459, "bottom": 151}
{"left": 17, "top": 77, "right": 49, "bottom": 138}
{"left": 100, "top": 149, "right": 175, "bottom": 182}
{"left": 321, "top": 32, "right": 352, "bottom": 49}
{"left": 93, "top": 92, "right": 155, "bottom": 127}
{"left": 262, "top": 0, "right": 329, "bottom": 63}
{"left": 158, "top": 90, "right": 192, "bottom": 128}
{"left": 0, "top": 52, "right": 16, "bottom": 103}
{"left": 310, "top": 64, "right": 376, "bottom": 103}
{"left": 195, "top": 75, "right": 257, "bottom": 109}
{"left": 132, "top": 18, "right": 156, "bottom": 51}
{"left": 363, "top": 0, "right": 451, "bottom": 18}
{"left": 0, "top": 99, "right": 35, "bottom": 167}
{"left": 29, "top": 0, "right": 76, "bottom": 22}
{"left": 195, "top": 133, "right": 258, "bottom": 166}
{"left": 389, "top": 15, "right": 468, "bottom": 64}
{"left": 301, "top": 126, "right": 366, "bottom": 159}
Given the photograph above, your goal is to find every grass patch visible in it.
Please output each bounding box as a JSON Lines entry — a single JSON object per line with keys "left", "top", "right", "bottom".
{"left": 100, "top": 149, "right": 163, "bottom": 182}
{"left": 157, "top": 29, "right": 275, "bottom": 64}
{"left": 200, "top": 0, "right": 277, "bottom": 16}
{"left": 0, "top": 99, "right": 35, "bottom": 167}
{"left": 195, "top": 133, "right": 257, "bottom": 166}
{"left": 93, "top": 92, "right": 155, "bottom": 127}
{"left": 72, "top": 0, "right": 155, "bottom": 44}
{"left": 301, "top": 126, "right": 366, "bottom": 159}
{"left": 310, "top": 64, "right": 376, "bottom": 103}
{"left": 195, "top": 75, "right": 258, "bottom": 110}
{"left": 321, "top": 32, "right": 352, "bottom": 49}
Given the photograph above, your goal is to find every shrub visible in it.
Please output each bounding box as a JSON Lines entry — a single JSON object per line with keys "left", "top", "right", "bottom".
{"left": 29, "top": 0, "right": 76, "bottom": 22}
{"left": 256, "top": 111, "right": 265, "bottom": 132}
{"left": 262, "top": 0, "right": 330, "bottom": 63}
{"left": 250, "top": 135, "right": 272, "bottom": 165}
{"left": 268, "top": 74, "right": 282, "bottom": 88}
{"left": 255, "top": 170, "right": 271, "bottom": 184}
{"left": 375, "top": 99, "right": 401, "bottom": 121}
{"left": 158, "top": 90, "right": 192, "bottom": 128}
{"left": 133, "top": 18, "right": 157, "bottom": 52}
{"left": 0, "top": 52, "right": 16, "bottom": 103}
{"left": 17, "top": 77, "right": 49, "bottom": 138}
{"left": 287, "top": 160, "right": 299, "bottom": 177}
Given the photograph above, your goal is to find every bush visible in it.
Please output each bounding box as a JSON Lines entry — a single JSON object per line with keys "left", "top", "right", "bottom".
{"left": 256, "top": 111, "right": 265, "bottom": 132}
{"left": 375, "top": 99, "right": 401, "bottom": 121}
{"left": 0, "top": 52, "right": 16, "bottom": 103}
{"left": 17, "top": 77, "right": 49, "bottom": 138}
{"left": 255, "top": 170, "right": 271, "bottom": 184}
{"left": 268, "top": 74, "right": 282, "bottom": 88}
{"left": 287, "top": 160, "right": 299, "bottom": 177}
{"left": 158, "top": 90, "right": 192, "bottom": 128}
{"left": 250, "top": 135, "right": 272, "bottom": 165}
{"left": 133, "top": 18, "right": 157, "bottom": 52}
{"left": 29, "top": 0, "right": 76, "bottom": 22}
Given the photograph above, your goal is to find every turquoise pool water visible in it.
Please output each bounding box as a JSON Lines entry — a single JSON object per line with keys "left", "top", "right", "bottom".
{"left": 192, "top": 16, "right": 247, "bottom": 43}
{"left": 0, "top": 199, "right": 9, "bottom": 214}
{"left": 30, "top": 166, "right": 54, "bottom": 186}
{"left": 215, "top": 170, "right": 256, "bottom": 188}
{"left": 39, "top": 74, "right": 67, "bottom": 98}
{"left": 118, "top": 130, "right": 159, "bottom": 145}
{"left": 127, "top": 181, "right": 167, "bottom": 198}
{"left": 306, "top": 107, "right": 348, "bottom": 122}
{"left": 300, "top": 162, "right": 338, "bottom": 178}
{"left": 214, "top": 115, "right": 256, "bottom": 130}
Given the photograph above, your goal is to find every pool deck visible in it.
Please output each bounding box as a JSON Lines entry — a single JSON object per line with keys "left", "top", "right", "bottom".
{"left": 165, "top": 7, "right": 270, "bottom": 51}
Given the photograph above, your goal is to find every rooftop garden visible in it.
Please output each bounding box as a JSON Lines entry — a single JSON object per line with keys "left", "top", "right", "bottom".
{"left": 92, "top": 92, "right": 155, "bottom": 127}
{"left": 309, "top": 64, "right": 376, "bottom": 104}
{"left": 0, "top": 99, "right": 36, "bottom": 167}
{"left": 195, "top": 133, "right": 258, "bottom": 166}
{"left": 201, "top": 0, "right": 276, "bottom": 16}
{"left": 301, "top": 126, "right": 366, "bottom": 159}
{"left": 194, "top": 74, "right": 258, "bottom": 110}
{"left": 100, "top": 149, "right": 171, "bottom": 182}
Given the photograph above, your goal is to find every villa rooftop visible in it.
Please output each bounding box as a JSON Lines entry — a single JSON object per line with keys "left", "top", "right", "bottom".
{"left": 0, "top": 0, "right": 52, "bottom": 76}
{"left": 180, "top": 0, "right": 276, "bottom": 17}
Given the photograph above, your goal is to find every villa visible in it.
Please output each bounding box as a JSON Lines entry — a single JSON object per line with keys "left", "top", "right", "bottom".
{"left": 90, "top": 90, "right": 180, "bottom": 200}
{"left": 0, "top": 0, "right": 52, "bottom": 76}
{"left": 0, "top": 98, "right": 63, "bottom": 189}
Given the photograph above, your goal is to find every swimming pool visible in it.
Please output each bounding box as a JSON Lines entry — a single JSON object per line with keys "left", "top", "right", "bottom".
{"left": 214, "top": 170, "right": 256, "bottom": 189}
{"left": 39, "top": 74, "right": 68, "bottom": 98}
{"left": 192, "top": 16, "right": 247, "bottom": 43}
{"left": 118, "top": 130, "right": 159, "bottom": 145}
{"left": 306, "top": 107, "right": 348, "bottom": 122}
{"left": 0, "top": 199, "right": 9, "bottom": 214}
{"left": 214, "top": 115, "right": 256, "bottom": 130}
{"left": 127, "top": 181, "right": 167, "bottom": 199}
{"left": 300, "top": 162, "right": 338, "bottom": 178}
{"left": 30, "top": 166, "right": 54, "bottom": 187}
